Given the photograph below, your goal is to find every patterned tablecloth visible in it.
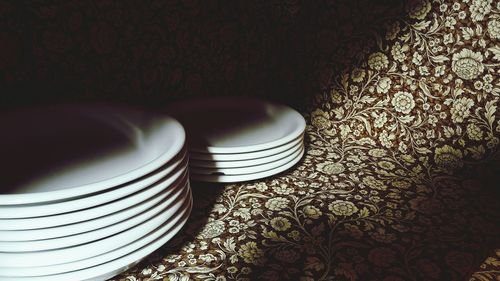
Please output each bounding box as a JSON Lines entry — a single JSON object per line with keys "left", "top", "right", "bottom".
{"left": 0, "top": 0, "right": 499, "bottom": 280}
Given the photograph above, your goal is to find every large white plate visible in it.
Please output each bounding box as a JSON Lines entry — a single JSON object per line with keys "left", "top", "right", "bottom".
{"left": 190, "top": 145, "right": 303, "bottom": 175}
{"left": 0, "top": 150, "right": 187, "bottom": 219}
{"left": 189, "top": 135, "right": 303, "bottom": 161}
{"left": 0, "top": 176, "right": 190, "bottom": 252}
{"left": 0, "top": 180, "right": 189, "bottom": 267}
{"left": 0, "top": 167, "right": 187, "bottom": 241}
{"left": 0, "top": 104, "right": 185, "bottom": 205}
{"left": 0, "top": 195, "right": 193, "bottom": 280}
{"left": 166, "top": 97, "right": 305, "bottom": 153}
{"left": 191, "top": 148, "right": 305, "bottom": 183}
{"left": 0, "top": 153, "right": 187, "bottom": 231}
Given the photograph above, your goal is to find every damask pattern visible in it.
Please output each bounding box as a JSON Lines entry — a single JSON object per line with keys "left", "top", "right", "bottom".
{"left": 0, "top": 0, "right": 499, "bottom": 280}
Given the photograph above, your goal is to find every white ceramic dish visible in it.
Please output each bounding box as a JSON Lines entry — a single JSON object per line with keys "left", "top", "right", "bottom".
{"left": 0, "top": 194, "right": 193, "bottom": 280}
{"left": 0, "top": 167, "right": 188, "bottom": 241}
{"left": 189, "top": 135, "right": 303, "bottom": 161}
{"left": 190, "top": 140, "right": 304, "bottom": 168}
{"left": 0, "top": 177, "right": 190, "bottom": 252}
{"left": 0, "top": 150, "right": 187, "bottom": 219}
{"left": 0, "top": 153, "right": 187, "bottom": 231}
{"left": 191, "top": 148, "right": 305, "bottom": 183}
{"left": 166, "top": 97, "right": 306, "bottom": 153}
{"left": 0, "top": 104, "right": 185, "bottom": 205}
{"left": 190, "top": 145, "right": 303, "bottom": 175}
{"left": 0, "top": 178, "right": 190, "bottom": 268}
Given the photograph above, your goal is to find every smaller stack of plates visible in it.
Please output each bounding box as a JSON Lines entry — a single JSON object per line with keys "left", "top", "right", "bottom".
{"left": 166, "top": 97, "right": 306, "bottom": 183}
{"left": 0, "top": 105, "right": 191, "bottom": 281}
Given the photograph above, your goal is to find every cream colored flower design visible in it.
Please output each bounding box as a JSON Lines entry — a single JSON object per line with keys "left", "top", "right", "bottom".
{"left": 311, "top": 109, "right": 331, "bottom": 130}
{"left": 378, "top": 161, "right": 395, "bottom": 170}
{"left": 470, "top": 0, "right": 492, "bottom": 22}
{"left": 368, "top": 148, "right": 387, "bottom": 157}
{"left": 303, "top": 205, "right": 322, "bottom": 219}
{"left": 392, "top": 180, "right": 411, "bottom": 189}
{"left": 406, "top": 0, "right": 432, "bottom": 20}
{"left": 270, "top": 217, "right": 291, "bottom": 231}
{"left": 200, "top": 221, "right": 225, "bottom": 239}
{"left": 239, "top": 242, "right": 264, "bottom": 265}
{"left": 329, "top": 200, "right": 359, "bottom": 216}
{"left": 363, "top": 176, "right": 387, "bottom": 190}
{"left": 434, "top": 145, "right": 463, "bottom": 171}
{"left": 451, "top": 49, "right": 484, "bottom": 80}
{"left": 450, "top": 97, "right": 474, "bottom": 123}
{"left": 391, "top": 42, "right": 408, "bottom": 62}
{"left": 316, "top": 161, "right": 345, "bottom": 175}
{"left": 487, "top": 19, "right": 500, "bottom": 39}
{"left": 391, "top": 91, "right": 415, "bottom": 114}
{"left": 265, "top": 197, "right": 290, "bottom": 211}
{"left": 467, "top": 123, "right": 483, "bottom": 140}
{"left": 374, "top": 112, "right": 388, "bottom": 128}
{"left": 351, "top": 67, "right": 365, "bottom": 82}
{"left": 376, "top": 77, "right": 391, "bottom": 94}
{"left": 368, "top": 52, "right": 389, "bottom": 70}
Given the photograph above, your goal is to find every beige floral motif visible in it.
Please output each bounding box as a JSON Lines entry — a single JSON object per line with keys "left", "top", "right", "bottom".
{"left": 470, "top": 0, "right": 492, "bottom": 22}
{"left": 328, "top": 200, "right": 359, "bottom": 216}
{"left": 363, "top": 176, "right": 387, "bottom": 190}
{"left": 451, "top": 49, "right": 484, "bottom": 80}
{"left": 316, "top": 161, "right": 345, "bottom": 175}
{"left": 311, "top": 109, "right": 331, "bottom": 130}
{"left": 406, "top": 0, "right": 432, "bottom": 20}
{"left": 378, "top": 161, "right": 395, "bottom": 170}
{"left": 467, "top": 123, "right": 484, "bottom": 140}
{"left": 379, "top": 130, "right": 395, "bottom": 148}
{"left": 391, "top": 91, "right": 415, "bottom": 114}
{"left": 376, "top": 77, "right": 392, "bottom": 94}
{"left": 265, "top": 197, "right": 290, "bottom": 211}
{"left": 391, "top": 42, "right": 408, "bottom": 62}
{"left": 487, "top": 19, "right": 500, "bottom": 39}
{"left": 368, "top": 148, "right": 387, "bottom": 157}
{"left": 199, "top": 221, "right": 225, "bottom": 239}
{"left": 451, "top": 97, "right": 474, "bottom": 123}
{"left": 392, "top": 180, "right": 411, "bottom": 189}
{"left": 351, "top": 67, "right": 365, "bottom": 82}
{"left": 270, "top": 217, "right": 292, "bottom": 231}
{"left": 239, "top": 242, "right": 264, "bottom": 265}
{"left": 434, "top": 145, "right": 463, "bottom": 172}
{"left": 374, "top": 112, "right": 388, "bottom": 128}
{"left": 303, "top": 205, "right": 322, "bottom": 219}
{"left": 368, "top": 52, "right": 389, "bottom": 70}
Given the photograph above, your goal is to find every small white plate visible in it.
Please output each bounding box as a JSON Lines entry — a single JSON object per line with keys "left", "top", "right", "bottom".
{"left": 166, "top": 97, "right": 305, "bottom": 153}
{"left": 190, "top": 145, "right": 303, "bottom": 175}
{"left": 189, "top": 135, "right": 303, "bottom": 161}
{"left": 0, "top": 177, "right": 190, "bottom": 252}
{"left": 0, "top": 179, "right": 190, "bottom": 268}
{"left": 191, "top": 148, "right": 305, "bottom": 183}
{"left": 0, "top": 153, "right": 187, "bottom": 231}
{"left": 0, "top": 194, "right": 193, "bottom": 280}
{"left": 0, "top": 104, "right": 185, "bottom": 205}
{"left": 0, "top": 150, "right": 187, "bottom": 219}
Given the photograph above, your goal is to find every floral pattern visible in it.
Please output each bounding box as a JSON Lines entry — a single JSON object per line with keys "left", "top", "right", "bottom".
{"left": 1, "top": 0, "right": 499, "bottom": 280}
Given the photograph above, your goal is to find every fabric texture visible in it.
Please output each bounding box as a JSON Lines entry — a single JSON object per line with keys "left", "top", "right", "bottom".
{"left": 0, "top": 0, "right": 499, "bottom": 280}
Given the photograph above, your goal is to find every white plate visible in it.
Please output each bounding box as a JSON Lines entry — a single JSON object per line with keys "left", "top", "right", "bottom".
{"left": 166, "top": 97, "right": 305, "bottom": 153}
{"left": 0, "top": 153, "right": 187, "bottom": 231}
{"left": 0, "top": 178, "right": 190, "bottom": 268}
{"left": 191, "top": 148, "right": 305, "bottom": 183}
{"left": 0, "top": 195, "right": 193, "bottom": 280}
{"left": 0, "top": 104, "right": 185, "bottom": 205}
{"left": 0, "top": 149, "right": 187, "bottom": 219}
{"left": 0, "top": 166, "right": 188, "bottom": 241}
{"left": 189, "top": 135, "right": 303, "bottom": 161}
{"left": 190, "top": 145, "right": 303, "bottom": 175}
{"left": 0, "top": 176, "right": 190, "bottom": 252}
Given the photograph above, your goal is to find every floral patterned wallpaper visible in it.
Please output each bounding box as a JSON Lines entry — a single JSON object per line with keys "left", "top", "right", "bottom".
{"left": 1, "top": 0, "right": 499, "bottom": 280}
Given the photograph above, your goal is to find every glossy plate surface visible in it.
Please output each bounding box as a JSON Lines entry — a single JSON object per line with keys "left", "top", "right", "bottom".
{"left": 0, "top": 194, "right": 193, "bottom": 280}
{"left": 166, "top": 98, "right": 305, "bottom": 153}
{"left": 190, "top": 145, "right": 303, "bottom": 175}
{"left": 191, "top": 148, "right": 305, "bottom": 183}
{"left": 0, "top": 104, "right": 185, "bottom": 205}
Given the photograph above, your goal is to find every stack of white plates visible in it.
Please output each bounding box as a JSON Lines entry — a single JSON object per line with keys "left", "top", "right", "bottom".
{"left": 0, "top": 105, "right": 191, "bottom": 281}
{"left": 166, "top": 98, "right": 306, "bottom": 183}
